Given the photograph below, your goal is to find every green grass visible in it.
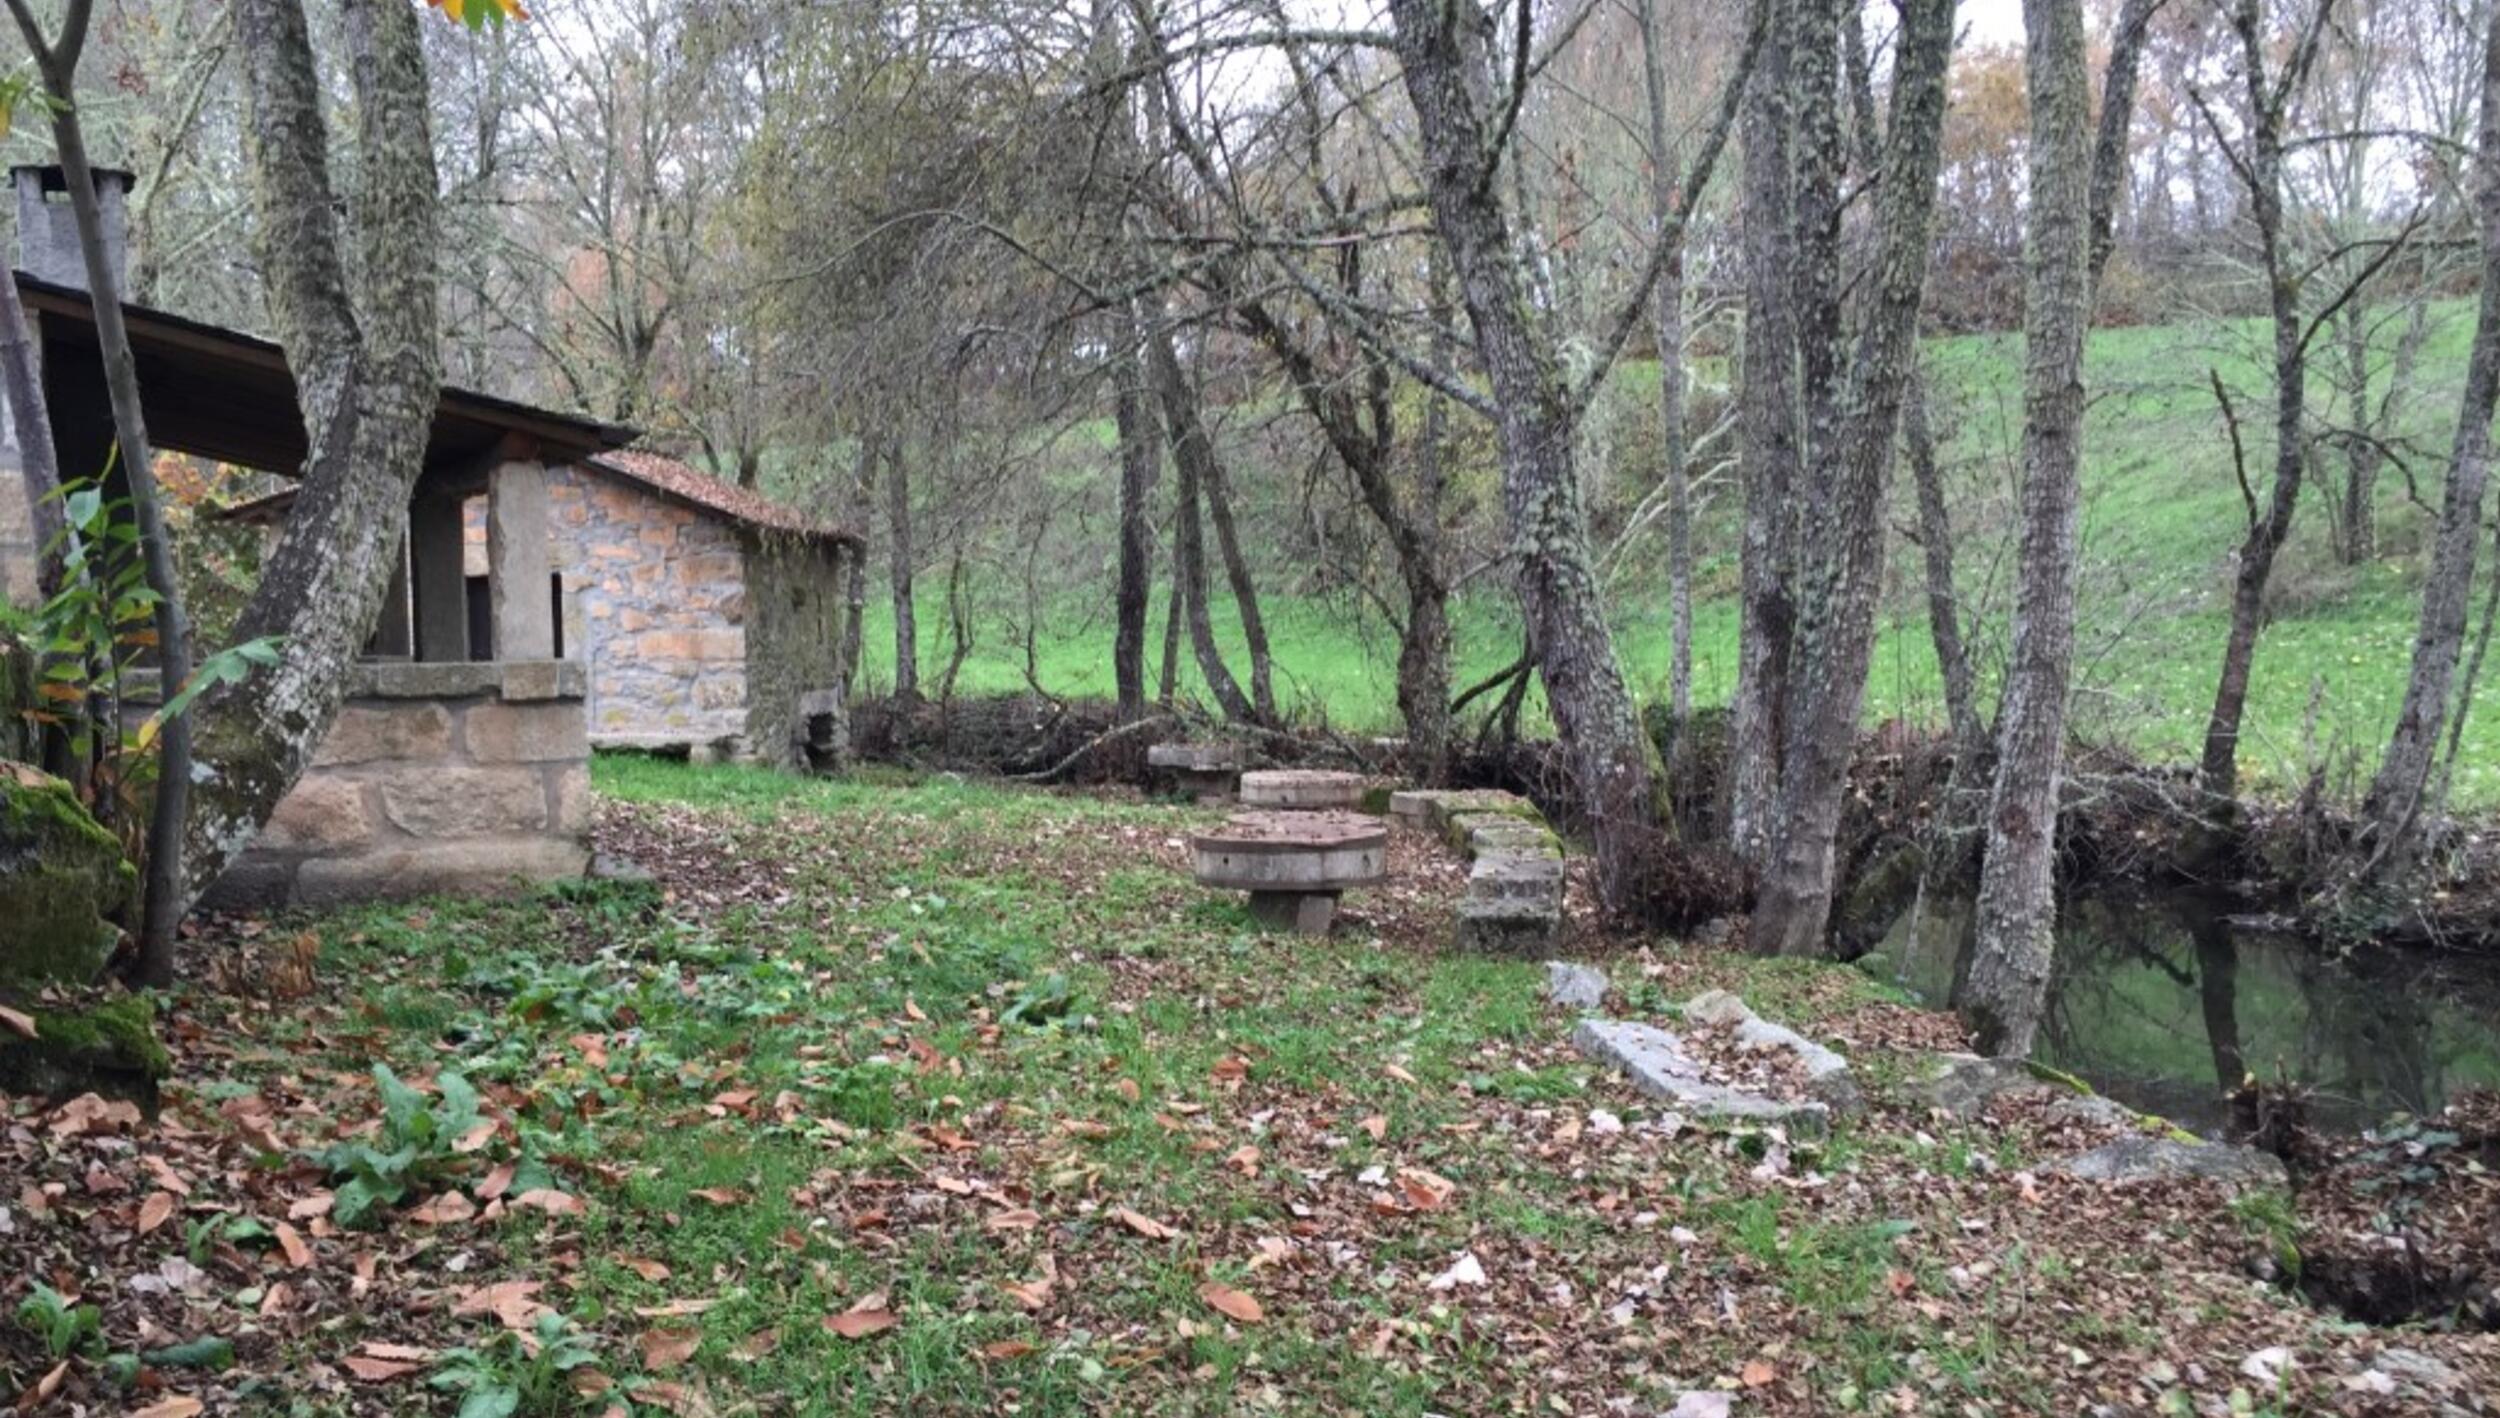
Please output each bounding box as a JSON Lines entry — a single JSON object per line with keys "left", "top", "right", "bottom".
{"left": 117, "top": 762, "right": 2412, "bottom": 1414}
{"left": 844, "top": 303, "right": 2500, "bottom": 805}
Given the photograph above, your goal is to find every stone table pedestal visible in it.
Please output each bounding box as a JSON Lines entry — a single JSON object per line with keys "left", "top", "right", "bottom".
{"left": 1190, "top": 810, "right": 1386, "bottom": 937}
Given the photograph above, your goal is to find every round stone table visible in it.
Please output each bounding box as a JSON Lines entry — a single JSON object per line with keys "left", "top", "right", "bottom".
{"left": 1238, "top": 768, "right": 1368, "bottom": 812}
{"left": 1190, "top": 810, "right": 1387, "bottom": 936}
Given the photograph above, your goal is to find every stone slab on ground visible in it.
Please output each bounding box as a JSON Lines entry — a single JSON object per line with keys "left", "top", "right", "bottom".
{"left": 1388, "top": 787, "right": 1537, "bottom": 832}
{"left": 1454, "top": 816, "right": 1561, "bottom": 859}
{"left": 2055, "top": 1135, "right": 2288, "bottom": 1191}
{"left": 1545, "top": 961, "right": 1608, "bottom": 1011}
{"left": 1570, "top": 1018, "right": 1832, "bottom": 1133}
{"left": 1239, "top": 769, "right": 1367, "bottom": 811}
{"left": 1454, "top": 895, "right": 1560, "bottom": 953}
{"left": 1148, "top": 742, "right": 1245, "bottom": 772}
{"left": 1914, "top": 1053, "right": 2136, "bottom": 1129}
{"left": 1469, "top": 852, "right": 1564, "bottom": 905}
{"left": 1684, "top": 989, "right": 1862, "bottom": 1114}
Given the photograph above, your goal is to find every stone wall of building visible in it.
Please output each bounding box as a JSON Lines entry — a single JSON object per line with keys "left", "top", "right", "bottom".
{"left": 541, "top": 467, "right": 755, "bottom": 754}
{"left": 742, "top": 535, "right": 851, "bottom": 769}
{"left": 206, "top": 661, "right": 591, "bottom": 909}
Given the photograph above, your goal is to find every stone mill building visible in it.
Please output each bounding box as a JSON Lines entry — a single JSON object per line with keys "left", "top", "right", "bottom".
{"left": 0, "top": 165, "right": 858, "bottom": 906}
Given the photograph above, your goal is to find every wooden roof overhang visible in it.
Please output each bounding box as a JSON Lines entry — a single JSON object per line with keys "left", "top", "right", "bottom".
{"left": 17, "top": 272, "right": 637, "bottom": 487}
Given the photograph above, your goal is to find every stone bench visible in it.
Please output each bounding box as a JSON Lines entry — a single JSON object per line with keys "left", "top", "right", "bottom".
{"left": 1190, "top": 810, "right": 1385, "bottom": 936}
{"left": 1238, "top": 769, "right": 1367, "bottom": 811}
{"left": 1148, "top": 742, "right": 1245, "bottom": 802}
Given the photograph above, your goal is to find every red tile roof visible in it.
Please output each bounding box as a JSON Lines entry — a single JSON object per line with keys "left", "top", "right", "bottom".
{"left": 584, "top": 450, "right": 861, "bottom": 548}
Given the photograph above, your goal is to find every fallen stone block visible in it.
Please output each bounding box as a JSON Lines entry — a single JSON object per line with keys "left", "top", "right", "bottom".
{"left": 1464, "top": 819, "right": 1562, "bottom": 860}
{"left": 1468, "top": 852, "right": 1564, "bottom": 905}
{"left": 1454, "top": 895, "right": 1560, "bottom": 954}
{"left": 1570, "top": 1018, "right": 1832, "bottom": 1134}
{"left": 1545, "top": 961, "right": 1608, "bottom": 1011}
{"left": 1914, "top": 1053, "right": 2139, "bottom": 1129}
{"left": 1684, "top": 989, "right": 1862, "bottom": 1114}
{"left": 2056, "top": 1135, "right": 2287, "bottom": 1191}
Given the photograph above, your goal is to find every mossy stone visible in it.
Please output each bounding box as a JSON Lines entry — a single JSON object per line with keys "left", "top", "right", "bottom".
{"left": 0, "top": 993, "right": 169, "bottom": 1111}
{"left": 0, "top": 762, "right": 133, "bottom": 988}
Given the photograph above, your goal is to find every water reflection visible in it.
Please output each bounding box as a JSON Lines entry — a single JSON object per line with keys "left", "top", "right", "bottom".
{"left": 1871, "top": 890, "right": 2500, "bottom": 1135}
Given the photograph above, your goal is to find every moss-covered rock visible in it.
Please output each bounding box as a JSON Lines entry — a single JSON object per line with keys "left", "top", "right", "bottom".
{"left": 0, "top": 762, "right": 132, "bottom": 988}
{"left": 0, "top": 993, "right": 169, "bottom": 1112}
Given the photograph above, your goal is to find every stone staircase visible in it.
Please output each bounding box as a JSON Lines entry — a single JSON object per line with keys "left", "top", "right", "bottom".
{"left": 1387, "top": 789, "right": 1564, "bottom": 952}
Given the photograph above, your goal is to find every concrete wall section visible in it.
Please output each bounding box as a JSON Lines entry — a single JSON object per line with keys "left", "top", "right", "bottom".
{"left": 205, "top": 660, "right": 591, "bottom": 909}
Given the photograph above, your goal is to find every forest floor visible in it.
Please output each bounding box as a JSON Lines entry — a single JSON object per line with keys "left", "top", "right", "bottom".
{"left": 4, "top": 759, "right": 2495, "bottom": 1416}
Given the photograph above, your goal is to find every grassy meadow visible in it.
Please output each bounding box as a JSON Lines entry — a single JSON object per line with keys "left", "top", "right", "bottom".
{"left": 844, "top": 305, "right": 2500, "bottom": 806}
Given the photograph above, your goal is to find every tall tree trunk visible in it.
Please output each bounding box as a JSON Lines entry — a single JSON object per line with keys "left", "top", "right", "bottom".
{"left": 1730, "top": 0, "right": 1801, "bottom": 864}
{"left": 1174, "top": 348, "right": 1277, "bottom": 722}
{"left": 1904, "top": 367, "right": 1981, "bottom": 755}
{"left": 1386, "top": 0, "right": 1661, "bottom": 913}
{"left": 1152, "top": 333, "right": 1256, "bottom": 723}
{"left": 2086, "top": 0, "right": 2163, "bottom": 293}
{"left": 2197, "top": 0, "right": 2328, "bottom": 802}
{"left": 185, "top": 0, "right": 442, "bottom": 903}
{"left": 885, "top": 443, "right": 918, "bottom": 701}
{"left": 7, "top": 0, "right": 198, "bottom": 986}
{"left": 1748, "top": 0, "right": 1956, "bottom": 958}
{"left": 835, "top": 437, "right": 876, "bottom": 696}
{"left": 1641, "top": 0, "right": 1696, "bottom": 736}
{"left": 1959, "top": 0, "right": 2094, "bottom": 1058}
{"left": 1157, "top": 541, "right": 1182, "bottom": 707}
{"left": 2361, "top": 7, "right": 2500, "bottom": 869}
{"left": 2338, "top": 307, "right": 2381, "bottom": 565}
{"left": 0, "top": 268, "right": 65, "bottom": 599}
{"left": 1112, "top": 335, "right": 1159, "bottom": 721}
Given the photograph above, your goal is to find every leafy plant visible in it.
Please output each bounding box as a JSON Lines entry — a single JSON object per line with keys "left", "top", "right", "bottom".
{"left": 11, "top": 479, "right": 279, "bottom": 841}
{"left": 429, "top": 1311, "right": 605, "bottom": 1418}
{"left": 317, "top": 1065, "right": 487, "bottom": 1227}
{"left": 15, "top": 1283, "right": 102, "bottom": 1360}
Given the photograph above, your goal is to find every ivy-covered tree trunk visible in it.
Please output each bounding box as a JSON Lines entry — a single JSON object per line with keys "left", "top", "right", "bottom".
{"left": 1747, "top": 0, "right": 1954, "bottom": 958}
{"left": 885, "top": 444, "right": 918, "bottom": 701}
{"left": 2362, "top": 7, "right": 2500, "bottom": 870}
{"left": 1729, "top": 0, "right": 1799, "bottom": 865}
{"left": 1958, "top": 0, "right": 2094, "bottom": 1058}
{"left": 185, "top": 0, "right": 443, "bottom": 902}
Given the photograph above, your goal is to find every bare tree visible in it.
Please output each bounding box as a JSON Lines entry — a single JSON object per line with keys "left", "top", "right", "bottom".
{"left": 1382, "top": 0, "right": 1755, "bottom": 911}
{"left": 2190, "top": 0, "right": 2336, "bottom": 801}
{"left": 1959, "top": 0, "right": 2095, "bottom": 1058}
{"left": 2359, "top": 4, "right": 2500, "bottom": 874}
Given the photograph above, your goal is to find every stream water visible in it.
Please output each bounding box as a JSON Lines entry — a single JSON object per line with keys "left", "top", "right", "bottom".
{"left": 1867, "top": 890, "right": 2500, "bottom": 1135}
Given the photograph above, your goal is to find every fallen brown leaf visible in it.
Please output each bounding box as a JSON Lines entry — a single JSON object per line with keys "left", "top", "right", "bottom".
{"left": 1111, "top": 1206, "right": 1177, "bottom": 1240}
{"left": 638, "top": 1328, "right": 701, "bottom": 1371}
{"left": 1198, "top": 1281, "right": 1263, "bottom": 1324}
{"left": 136, "top": 1191, "right": 176, "bottom": 1236}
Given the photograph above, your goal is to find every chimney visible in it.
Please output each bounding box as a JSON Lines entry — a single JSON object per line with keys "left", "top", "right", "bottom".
{"left": 12, "top": 164, "right": 134, "bottom": 293}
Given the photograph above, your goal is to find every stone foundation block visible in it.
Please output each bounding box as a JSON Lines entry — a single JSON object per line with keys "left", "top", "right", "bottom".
{"left": 466, "top": 699, "right": 591, "bottom": 763}
{"left": 296, "top": 838, "right": 590, "bottom": 905}
{"left": 315, "top": 702, "right": 453, "bottom": 767}
{"left": 260, "top": 775, "right": 373, "bottom": 851}
{"left": 381, "top": 767, "right": 551, "bottom": 838}
{"left": 1453, "top": 896, "right": 1560, "bottom": 954}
